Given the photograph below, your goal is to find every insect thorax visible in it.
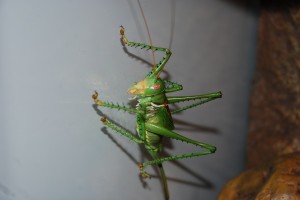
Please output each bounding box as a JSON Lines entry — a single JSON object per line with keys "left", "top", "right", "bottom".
{"left": 137, "top": 92, "right": 174, "bottom": 130}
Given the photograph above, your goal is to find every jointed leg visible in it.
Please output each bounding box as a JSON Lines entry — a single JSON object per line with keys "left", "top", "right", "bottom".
{"left": 100, "top": 116, "right": 144, "bottom": 144}
{"left": 120, "top": 26, "right": 172, "bottom": 78}
{"left": 92, "top": 91, "right": 139, "bottom": 114}
{"left": 164, "top": 80, "right": 183, "bottom": 93}
{"left": 139, "top": 123, "right": 216, "bottom": 173}
{"left": 168, "top": 91, "right": 222, "bottom": 104}
{"left": 167, "top": 91, "right": 222, "bottom": 114}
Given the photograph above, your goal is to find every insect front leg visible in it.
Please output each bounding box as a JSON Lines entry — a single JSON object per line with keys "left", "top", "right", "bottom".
{"left": 92, "top": 91, "right": 139, "bottom": 114}
{"left": 120, "top": 26, "right": 172, "bottom": 78}
{"left": 140, "top": 123, "right": 216, "bottom": 170}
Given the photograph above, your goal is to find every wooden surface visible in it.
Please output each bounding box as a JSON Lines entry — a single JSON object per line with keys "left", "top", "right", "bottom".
{"left": 218, "top": 152, "right": 300, "bottom": 200}
{"left": 218, "top": 1, "right": 300, "bottom": 199}
{"left": 247, "top": 0, "right": 300, "bottom": 169}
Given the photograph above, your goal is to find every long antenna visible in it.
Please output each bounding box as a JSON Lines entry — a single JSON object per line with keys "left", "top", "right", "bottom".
{"left": 137, "top": 0, "right": 156, "bottom": 74}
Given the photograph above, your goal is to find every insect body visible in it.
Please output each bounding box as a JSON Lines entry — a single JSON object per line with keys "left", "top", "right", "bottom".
{"left": 92, "top": 26, "right": 222, "bottom": 200}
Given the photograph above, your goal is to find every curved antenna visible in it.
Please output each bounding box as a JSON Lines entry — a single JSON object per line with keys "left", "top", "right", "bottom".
{"left": 137, "top": 0, "right": 157, "bottom": 75}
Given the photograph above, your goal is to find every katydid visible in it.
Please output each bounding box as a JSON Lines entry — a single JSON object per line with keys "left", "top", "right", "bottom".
{"left": 92, "top": 26, "right": 222, "bottom": 200}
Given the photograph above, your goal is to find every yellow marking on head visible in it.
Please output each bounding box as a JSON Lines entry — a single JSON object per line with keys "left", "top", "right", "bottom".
{"left": 128, "top": 79, "right": 148, "bottom": 95}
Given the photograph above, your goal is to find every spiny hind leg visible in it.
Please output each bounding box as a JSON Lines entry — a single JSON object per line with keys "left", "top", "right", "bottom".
{"left": 138, "top": 148, "right": 162, "bottom": 179}
{"left": 139, "top": 163, "right": 151, "bottom": 179}
{"left": 139, "top": 123, "right": 216, "bottom": 171}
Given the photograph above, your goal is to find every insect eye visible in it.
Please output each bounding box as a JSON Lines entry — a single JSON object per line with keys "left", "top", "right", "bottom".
{"left": 153, "top": 84, "right": 160, "bottom": 90}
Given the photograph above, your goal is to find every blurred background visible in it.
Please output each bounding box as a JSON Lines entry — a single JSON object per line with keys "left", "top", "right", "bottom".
{"left": 0, "top": 0, "right": 258, "bottom": 199}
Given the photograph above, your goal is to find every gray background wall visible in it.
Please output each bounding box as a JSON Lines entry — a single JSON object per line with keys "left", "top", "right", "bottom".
{"left": 0, "top": 0, "right": 258, "bottom": 199}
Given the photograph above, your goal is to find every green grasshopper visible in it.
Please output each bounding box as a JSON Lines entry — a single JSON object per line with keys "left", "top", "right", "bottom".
{"left": 92, "top": 26, "right": 222, "bottom": 200}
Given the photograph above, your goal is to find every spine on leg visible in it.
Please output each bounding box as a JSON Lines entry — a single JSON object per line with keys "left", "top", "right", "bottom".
{"left": 104, "top": 119, "right": 144, "bottom": 144}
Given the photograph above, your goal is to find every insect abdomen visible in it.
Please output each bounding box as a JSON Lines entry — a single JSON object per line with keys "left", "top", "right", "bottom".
{"left": 145, "top": 131, "right": 162, "bottom": 152}
{"left": 146, "top": 106, "right": 174, "bottom": 130}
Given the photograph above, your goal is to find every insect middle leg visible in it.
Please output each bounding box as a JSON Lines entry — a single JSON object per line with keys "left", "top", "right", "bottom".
{"left": 168, "top": 91, "right": 222, "bottom": 114}
{"left": 100, "top": 116, "right": 144, "bottom": 145}
{"left": 140, "top": 123, "right": 216, "bottom": 172}
{"left": 93, "top": 92, "right": 143, "bottom": 143}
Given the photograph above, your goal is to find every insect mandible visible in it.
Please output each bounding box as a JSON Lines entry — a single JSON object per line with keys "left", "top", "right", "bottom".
{"left": 92, "top": 26, "right": 222, "bottom": 200}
